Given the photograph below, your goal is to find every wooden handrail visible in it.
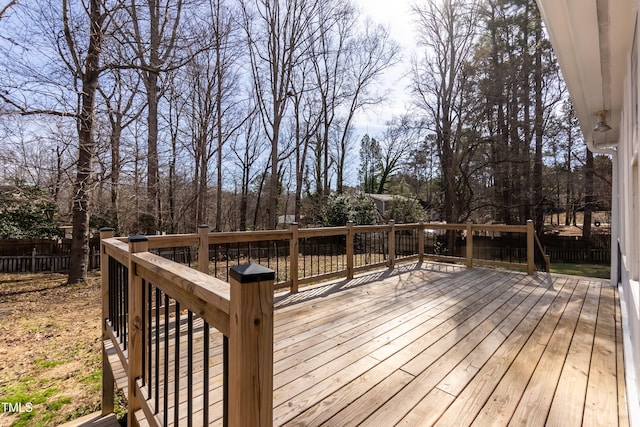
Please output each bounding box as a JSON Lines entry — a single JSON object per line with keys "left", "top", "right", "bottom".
{"left": 101, "top": 234, "right": 274, "bottom": 427}
{"left": 208, "top": 229, "right": 291, "bottom": 244}
{"left": 131, "top": 252, "right": 231, "bottom": 335}
{"left": 298, "top": 226, "right": 347, "bottom": 238}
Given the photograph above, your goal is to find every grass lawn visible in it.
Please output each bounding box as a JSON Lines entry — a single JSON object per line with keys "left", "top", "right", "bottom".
{"left": 0, "top": 272, "right": 124, "bottom": 427}
{"left": 549, "top": 262, "right": 611, "bottom": 279}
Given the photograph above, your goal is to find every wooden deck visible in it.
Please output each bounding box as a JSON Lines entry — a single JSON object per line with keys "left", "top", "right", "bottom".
{"left": 112, "top": 262, "right": 629, "bottom": 426}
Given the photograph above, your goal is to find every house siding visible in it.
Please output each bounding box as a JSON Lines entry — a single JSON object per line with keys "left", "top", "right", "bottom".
{"left": 617, "top": 9, "right": 640, "bottom": 421}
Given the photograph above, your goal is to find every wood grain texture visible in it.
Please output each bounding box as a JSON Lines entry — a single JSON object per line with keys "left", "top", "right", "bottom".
{"left": 103, "top": 263, "right": 628, "bottom": 426}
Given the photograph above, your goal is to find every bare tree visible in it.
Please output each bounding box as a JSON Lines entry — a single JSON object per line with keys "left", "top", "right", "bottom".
{"left": 289, "top": 64, "right": 320, "bottom": 221}
{"left": 334, "top": 17, "right": 399, "bottom": 194}
{"left": 0, "top": 0, "right": 107, "bottom": 283}
{"left": 64, "top": 0, "right": 105, "bottom": 283}
{"left": 411, "top": 0, "right": 481, "bottom": 224}
{"left": 208, "top": 0, "right": 244, "bottom": 231}
{"left": 98, "top": 66, "right": 143, "bottom": 230}
{"left": 240, "top": 0, "right": 321, "bottom": 228}
{"left": 126, "top": 0, "right": 185, "bottom": 231}
{"left": 376, "top": 116, "right": 421, "bottom": 193}
{"left": 230, "top": 103, "right": 267, "bottom": 230}
{"left": 0, "top": 0, "right": 18, "bottom": 21}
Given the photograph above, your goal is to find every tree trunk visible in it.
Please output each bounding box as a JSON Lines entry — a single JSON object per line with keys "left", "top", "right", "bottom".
{"left": 267, "top": 116, "right": 280, "bottom": 229}
{"left": 68, "top": 0, "right": 103, "bottom": 284}
{"left": 583, "top": 148, "right": 594, "bottom": 241}
{"left": 109, "top": 115, "right": 121, "bottom": 228}
{"left": 533, "top": 10, "right": 544, "bottom": 235}
{"left": 144, "top": 71, "right": 160, "bottom": 232}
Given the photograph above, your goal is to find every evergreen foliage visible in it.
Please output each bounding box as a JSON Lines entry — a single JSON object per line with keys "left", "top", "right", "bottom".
{"left": 320, "top": 193, "right": 377, "bottom": 226}
{"left": 0, "top": 183, "right": 62, "bottom": 239}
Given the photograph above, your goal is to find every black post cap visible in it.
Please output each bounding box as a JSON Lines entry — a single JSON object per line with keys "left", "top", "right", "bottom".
{"left": 230, "top": 263, "right": 275, "bottom": 283}
{"left": 198, "top": 224, "right": 209, "bottom": 229}
{"left": 99, "top": 227, "right": 114, "bottom": 232}
{"left": 128, "top": 234, "right": 148, "bottom": 243}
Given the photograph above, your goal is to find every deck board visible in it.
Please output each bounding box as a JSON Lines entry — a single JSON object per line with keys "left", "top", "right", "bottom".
{"left": 107, "top": 263, "right": 628, "bottom": 426}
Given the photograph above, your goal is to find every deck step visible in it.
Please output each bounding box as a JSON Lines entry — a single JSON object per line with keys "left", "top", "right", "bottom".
{"left": 57, "top": 412, "right": 120, "bottom": 427}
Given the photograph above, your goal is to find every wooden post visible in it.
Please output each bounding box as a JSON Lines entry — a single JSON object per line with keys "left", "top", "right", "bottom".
{"left": 127, "top": 235, "right": 148, "bottom": 427}
{"left": 388, "top": 220, "right": 395, "bottom": 270}
{"left": 289, "top": 223, "right": 299, "bottom": 293}
{"left": 346, "top": 221, "right": 354, "bottom": 279}
{"left": 526, "top": 220, "right": 535, "bottom": 275}
{"left": 198, "top": 224, "right": 209, "bottom": 274}
{"left": 418, "top": 222, "right": 425, "bottom": 263}
{"left": 466, "top": 221, "right": 473, "bottom": 268}
{"left": 228, "top": 264, "right": 274, "bottom": 427}
{"left": 99, "top": 227, "right": 114, "bottom": 416}
{"left": 31, "top": 247, "right": 36, "bottom": 273}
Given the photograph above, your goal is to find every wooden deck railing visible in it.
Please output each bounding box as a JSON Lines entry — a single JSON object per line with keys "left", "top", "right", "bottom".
{"left": 99, "top": 220, "right": 546, "bottom": 426}
{"left": 110, "top": 220, "right": 543, "bottom": 290}
{"left": 100, "top": 230, "right": 274, "bottom": 427}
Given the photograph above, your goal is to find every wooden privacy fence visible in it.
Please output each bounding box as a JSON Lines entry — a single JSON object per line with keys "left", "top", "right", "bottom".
{"left": 0, "top": 247, "right": 100, "bottom": 273}
{"left": 546, "top": 247, "right": 610, "bottom": 263}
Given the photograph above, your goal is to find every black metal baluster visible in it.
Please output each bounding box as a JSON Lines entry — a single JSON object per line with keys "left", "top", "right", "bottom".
{"left": 323, "top": 241, "right": 327, "bottom": 274}
{"left": 365, "top": 232, "right": 369, "bottom": 265}
{"left": 112, "top": 261, "right": 118, "bottom": 337}
{"left": 147, "top": 283, "right": 152, "bottom": 399}
{"left": 223, "top": 335, "right": 228, "bottom": 427}
{"left": 225, "top": 244, "right": 230, "bottom": 282}
{"left": 275, "top": 242, "right": 279, "bottom": 278}
{"left": 187, "top": 311, "right": 193, "bottom": 427}
{"left": 163, "top": 294, "right": 169, "bottom": 426}
{"left": 286, "top": 241, "right": 290, "bottom": 282}
{"left": 118, "top": 263, "right": 122, "bottom": 335}
{"left": 120, "top": 264, "right": 125, "bottom": 340}
{"left": 310, "top": 239, "right": 314, "bottom": 276}
{"left": 141, "top": 280, "right": 146, "bottom": 388}
{"left": 108, "top": 258, "right": 113, "bottom": 325}
{"left": 174, "top": 301, "right": 180, "bottom": 426}
{"left": 203, "top": 321, "right": 209, "bottom": 426}
{"left": 154, "top": 288, "right": 160, "bottom": 413}
{"left": 214, "top": 244, "right": 218, "bottom": 280}
{"left": 123, "top": 270, "right": 128, "bottom": 351}
{"left": 116, "top": 263, "right": 121, "bottom": 338}
{"left": 265, "top": 241, "right": 269, "bottom": 269}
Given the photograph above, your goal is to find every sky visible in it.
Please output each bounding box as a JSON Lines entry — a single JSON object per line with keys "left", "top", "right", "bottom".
{"left": 352, "top": 0, "right": 417, "bottom": 137}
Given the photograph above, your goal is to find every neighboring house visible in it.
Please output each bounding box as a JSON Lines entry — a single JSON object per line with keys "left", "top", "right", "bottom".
{"left": 277, "top": 215, "right": 298, "bottom": 227}
{"left": 536, "top": 0, "right": 639, "bottom": 422}
{"left": 367, "top": 193, "right": 399, "bottom": 217}
{"left": 366, "top": 193, "right": 420, "bottom": 218}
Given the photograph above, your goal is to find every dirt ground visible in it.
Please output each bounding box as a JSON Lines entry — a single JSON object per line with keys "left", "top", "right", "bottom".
{"left": 0, "top": 273, "right": 104, "bottom": 427}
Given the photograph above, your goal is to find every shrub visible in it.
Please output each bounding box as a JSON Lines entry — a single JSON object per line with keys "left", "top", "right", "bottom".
{"left": 0, "top": 182, "right": 62, "bottom": 239}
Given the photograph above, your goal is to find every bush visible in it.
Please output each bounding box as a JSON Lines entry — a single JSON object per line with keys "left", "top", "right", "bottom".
{"left": 0, "top": 183, "right": 62, "bottom": 239}
{"left": 320, "top": 193, "right": 377, "bottom": 226}
{"left": 384, "top": 197, "right": 425, "bottom": 223}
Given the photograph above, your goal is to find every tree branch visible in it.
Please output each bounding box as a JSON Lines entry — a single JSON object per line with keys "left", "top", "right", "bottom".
{"left": 0, "top": 93, "right": 77, "bottom": 118}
